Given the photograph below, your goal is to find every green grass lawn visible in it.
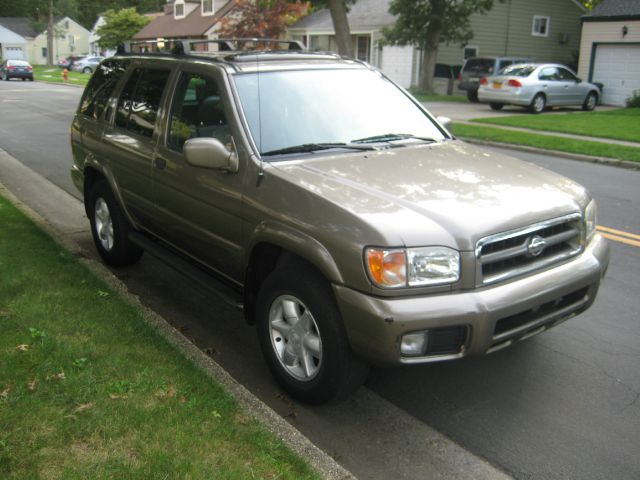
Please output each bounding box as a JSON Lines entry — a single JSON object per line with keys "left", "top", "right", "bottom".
{"left": 409, "top": 89, "right": 468, "bottom": 103}
{"left": 0, "top": 194, "right": 318, "bottom": 479}
{"left": 32, "top": 65, "right": 89, "bottom": 86}
{"left": 472, "top": 108, "right": 640, "bottom": 143}
{"left": 453, "top": 123, "right": 640, "bottom": 163}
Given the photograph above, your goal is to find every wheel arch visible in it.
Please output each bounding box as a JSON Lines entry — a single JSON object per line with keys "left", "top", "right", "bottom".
{"left": 83, "top": 163, "right": 136, "bottom": 227}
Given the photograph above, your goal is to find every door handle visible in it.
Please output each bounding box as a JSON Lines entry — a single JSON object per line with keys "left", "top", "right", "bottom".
{"left": 154, "top": 157, "right": 166, "bottom": 170}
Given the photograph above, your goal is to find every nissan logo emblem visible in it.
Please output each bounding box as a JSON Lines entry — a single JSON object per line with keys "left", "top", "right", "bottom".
{"left": 526, "top": 235, "right": 547, "bottom": 257}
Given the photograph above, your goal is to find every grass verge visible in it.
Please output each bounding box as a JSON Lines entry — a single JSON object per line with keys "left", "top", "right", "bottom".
{"left": 471, "top": 108, "right": 640, "bottom": 143}
{"left": 453, "top": 123, "right": 640, "bottom": 163}
{"left": 409, "top": 89, "right": 468, "bottom": 103}
{"left": 0, "top": 193, "right": 318, "bottom": 479}
{"left": 32, "top": 65, "right": 89, "bottom": 86}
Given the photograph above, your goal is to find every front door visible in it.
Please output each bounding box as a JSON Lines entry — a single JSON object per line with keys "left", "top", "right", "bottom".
{"left": 152, "top": 66, "right": 245, "bottom": 284}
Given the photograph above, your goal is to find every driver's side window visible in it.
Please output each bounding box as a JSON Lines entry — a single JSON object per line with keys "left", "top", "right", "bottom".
{"left": 168, "top": 72, "right": 231, "bottom": 152}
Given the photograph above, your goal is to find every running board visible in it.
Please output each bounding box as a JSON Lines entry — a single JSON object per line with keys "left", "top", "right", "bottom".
{"left": 128, "top": 231, "right": 244, "bottom": 311}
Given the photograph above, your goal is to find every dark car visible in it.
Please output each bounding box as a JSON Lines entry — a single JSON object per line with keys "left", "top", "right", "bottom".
{"left": 58, "top": 55, "right": 85, "bottom": 69}
{"left": 458, "top": 56, "right": 530, "bottom": 102}
{"left": 0, "top": 60, "right": 34, "bottom": 81}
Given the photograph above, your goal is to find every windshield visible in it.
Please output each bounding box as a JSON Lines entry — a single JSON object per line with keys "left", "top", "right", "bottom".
{"left": 8, "top": 60, "right": 30, "bottom": 67}
{"left": 233, "top": 68, "right": 445, "bottom": 156}
{"left": 499, "top": 65, "right": 536, "bottom": 77}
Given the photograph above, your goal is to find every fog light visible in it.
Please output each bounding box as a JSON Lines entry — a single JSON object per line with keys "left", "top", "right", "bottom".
{"left": 401, "top": 332, "right": 427, "bottom": 356}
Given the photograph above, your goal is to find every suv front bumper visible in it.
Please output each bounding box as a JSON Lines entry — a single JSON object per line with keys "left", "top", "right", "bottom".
{"left": 334, "top": 235, "right": 609, "bottom": 366}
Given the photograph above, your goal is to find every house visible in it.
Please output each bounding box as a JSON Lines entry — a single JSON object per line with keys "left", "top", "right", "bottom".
{"left": 0, "top": 24, "right": 28, "bottom": 60}
{"left": 577, "top": 0, "right": 640, "bottom": 106}
{"left": 0, "top": 16, "right": 90, "bottom": 65}
{"left": 133, "top": 0, "right": 236, "bottom": 45}
{"left": 287, "top": 0, "right": 586, "bottom": 90}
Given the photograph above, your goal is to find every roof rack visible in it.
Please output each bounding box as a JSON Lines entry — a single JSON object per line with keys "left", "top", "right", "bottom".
{"left": 116, "top": 38, "right": 306, "bottom": 56}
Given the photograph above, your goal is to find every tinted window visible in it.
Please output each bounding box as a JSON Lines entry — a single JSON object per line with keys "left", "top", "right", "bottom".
{"left": 463, "top": 58, "right": 495, "bottom": 74}
{"left": 115, "top": 68, "right": 171, "bottom": 138}
{"left": 557, "top": 68, "right": 576, "bottom": 81}
{"left": 168, "top": 72, "right": 230, "bottom": 152}
{"left": 78, "top": 60, "right": 129, "bottom": 120}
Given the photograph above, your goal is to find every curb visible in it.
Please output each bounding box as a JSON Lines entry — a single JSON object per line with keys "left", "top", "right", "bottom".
{"left": 0, "top": 180, "right": 355, "bottom": 480}
{"left": 458, "top": 137, "right": 640, "bottom": 170}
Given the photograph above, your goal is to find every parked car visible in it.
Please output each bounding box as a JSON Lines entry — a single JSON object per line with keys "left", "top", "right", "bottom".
{"left": 478, "top": 63, "right": 601, "bottom": 113}
{"left": 70, "top": 41, "right": 609, "bottom": 404}
{"left": 458, "top": 56, "right": 530, "bottom": 102}
{"left": 71, "top": 56, "right": 105, "bottom": 74}
{"left": 58, "top": 55, "right": 85, "bottom": 69}
{"left": 0, "top": 59, "right": 34, "bottom": 81}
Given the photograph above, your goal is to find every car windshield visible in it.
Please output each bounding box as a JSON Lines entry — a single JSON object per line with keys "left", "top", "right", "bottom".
{"left": 233, "top": 68, "right": 445, "bottom": 157}
{"left": 499, "top": 65, "right": 536, "bottom": 77}
{"left": 8, "top": 60, "right": 29, "bottom": 67}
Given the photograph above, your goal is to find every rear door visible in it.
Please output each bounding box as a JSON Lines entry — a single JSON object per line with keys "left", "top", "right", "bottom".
{"left": 152, "top": 64, "right": 245, "bottom": 283}
{"left": 101, "top": 62, "right": 173, "bottom": 228}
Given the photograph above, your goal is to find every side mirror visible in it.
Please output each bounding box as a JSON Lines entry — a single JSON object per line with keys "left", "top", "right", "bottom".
{"left": 575, "top": 77, "right": 582, "bottom": 83}
{"left": 436, "top": 116, "right": 453, "bottom": 134}
{"left": 184, "top": 137, "right": 238, "bottom": 173}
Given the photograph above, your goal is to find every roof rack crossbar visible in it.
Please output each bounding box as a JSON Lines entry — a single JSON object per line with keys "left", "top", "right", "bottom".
{"left": 117, "top": 38, "right": 306, "bottom": 56}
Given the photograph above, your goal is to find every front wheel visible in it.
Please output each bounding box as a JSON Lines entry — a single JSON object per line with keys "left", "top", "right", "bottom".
{"left": 256, "top": 265, "right": 368, "bottom": 404}
{"left": 489, "top": 103, "right": 504, "bottom": 111}
{"left": 87, "top": 179, "right": 143, "bottom": 266}
{"left": 582, "top": 91, "right": 597, "bottom": 111}
{"left": 530, "top": 93, "right": 546, "bottom": 114}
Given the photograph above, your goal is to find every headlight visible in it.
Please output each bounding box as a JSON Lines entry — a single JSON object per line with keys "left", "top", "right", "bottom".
{"left": 585, "top": 199, "right": 598, "bottom": 242}
{"left": 365, "top": 246, "right": 460, "bottom": 288}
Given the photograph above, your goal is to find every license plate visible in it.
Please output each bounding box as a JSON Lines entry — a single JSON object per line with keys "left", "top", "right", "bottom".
{"left": 493, "top": 82, "right": 502, "bottom": 89}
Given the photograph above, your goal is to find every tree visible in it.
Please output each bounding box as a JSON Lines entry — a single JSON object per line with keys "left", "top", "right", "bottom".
{"left": 96, "top": 8, "right": 151, "bottom": 50}
{"left": 310, "top": 0, "right": 355, "bottom": 57}
{"left": 384, "top": 0, "right": 496, "bottom": 93}
{"left": 219, "top": 0, "right": 309, "bottom": 40}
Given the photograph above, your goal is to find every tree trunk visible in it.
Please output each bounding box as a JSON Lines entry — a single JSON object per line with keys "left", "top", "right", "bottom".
{"left": 47, "top": 0, "right": 54, "bottom": 66}
{"left": 418, "top": 27, "right": 441, "bottom": 93}
{"left": 327, "top": 0, "right": 353, "bottom": 57}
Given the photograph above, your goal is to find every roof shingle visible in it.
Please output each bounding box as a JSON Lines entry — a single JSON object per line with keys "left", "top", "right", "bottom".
{"left": 584, "top": 0, "right": 640, "bottom": 19}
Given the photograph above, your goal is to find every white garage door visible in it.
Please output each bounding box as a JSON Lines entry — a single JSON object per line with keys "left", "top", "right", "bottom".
{"left": 4, "top": 46, "right": 24, "bottom": 60}
{"left": 380, "top": 45, "right": 414, "bottom": 88}
{"left": 592, "top": 44, "right": 640, "bottom": 106}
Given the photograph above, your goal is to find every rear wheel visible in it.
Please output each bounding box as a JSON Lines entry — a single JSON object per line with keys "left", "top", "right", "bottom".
{"left": 87, "top": 179, "right": 143, "bottom": 266}
{"left": 529, "top": 93, "right": 546, "bottom": 114}
{"left": 256, "top": 265, "right": 369, "bottom": 404}
{"left": 83, "top": 67, "right": 92, "bottom": 74}
{"left": 489, "top": 103, "right": 504, "bottom": 111}
{"left": 467, "top": 90, "right": 479, "bottom": 103}
{"left": 582, "top": 91, "right": 597, "bottom": 111}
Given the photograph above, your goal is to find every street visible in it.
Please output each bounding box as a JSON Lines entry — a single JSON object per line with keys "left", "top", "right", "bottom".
{"left": 1, "top": 81, "right": 639, "bottom": 479}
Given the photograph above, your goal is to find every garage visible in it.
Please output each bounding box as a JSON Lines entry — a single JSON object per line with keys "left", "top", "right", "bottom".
{"left": 3, "top": 46, "right": 24, "bottom": 60}
{"left": 592, "top": 44, "right": 640, "bottom": 106}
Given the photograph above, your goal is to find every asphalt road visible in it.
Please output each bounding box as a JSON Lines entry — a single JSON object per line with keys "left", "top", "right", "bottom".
{"left": 1, "top": 80, "right": 639, "bottom": 479}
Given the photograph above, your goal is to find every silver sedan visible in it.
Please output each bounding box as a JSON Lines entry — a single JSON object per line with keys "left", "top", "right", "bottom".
{"left": 478, "top": 63, "right": 600, "bottom": 113}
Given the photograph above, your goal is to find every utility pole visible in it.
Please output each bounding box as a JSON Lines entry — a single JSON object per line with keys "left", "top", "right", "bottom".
{"left": 47, "top": 0, "right": 54, "bottom": 65}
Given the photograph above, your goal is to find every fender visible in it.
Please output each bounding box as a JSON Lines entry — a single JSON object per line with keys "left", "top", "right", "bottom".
{"left": 248, "top": 220, "right": 344, "bottom": 285}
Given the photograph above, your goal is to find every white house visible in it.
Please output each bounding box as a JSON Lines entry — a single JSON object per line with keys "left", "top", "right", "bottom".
{"left": 0, "top": 24, "right": 27, "bottom": 60}
{"left": 578, "top": 0, "right": 640, "bottom": 106}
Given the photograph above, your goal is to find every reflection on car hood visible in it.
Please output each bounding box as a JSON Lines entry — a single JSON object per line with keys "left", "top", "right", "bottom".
{"left": 271, "top": 141, "right": 588, "bottom": 250}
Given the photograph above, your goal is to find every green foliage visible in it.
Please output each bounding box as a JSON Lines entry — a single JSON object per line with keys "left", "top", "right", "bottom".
{"left": 627, "top": 90, "right": 640, "bottom": 108}
{"left": 384, "top": 0, "right": 496, "bottom": 49}
{"left": 95, "top": 8, "right": 151, "bottom": 49}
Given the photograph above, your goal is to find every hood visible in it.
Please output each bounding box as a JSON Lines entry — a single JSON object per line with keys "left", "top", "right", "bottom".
{"left": 271, "top": 141, "right": 588, "bottom": 251}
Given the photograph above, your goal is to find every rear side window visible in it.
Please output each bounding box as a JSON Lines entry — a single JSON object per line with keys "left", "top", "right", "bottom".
{"left": 78, "top": 60, "right": 129, "bottom": 120}
{"left": 115, "top": 68, "right": 171, "bottom": 138}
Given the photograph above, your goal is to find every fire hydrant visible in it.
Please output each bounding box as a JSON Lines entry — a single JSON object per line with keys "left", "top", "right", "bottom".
{"left": 62, "top": 68, "right": 69, "bottom": 82}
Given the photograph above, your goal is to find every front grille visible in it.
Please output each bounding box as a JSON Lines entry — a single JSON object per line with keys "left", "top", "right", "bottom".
{"left": 476, "top": 214, "right": 583, "bottom": 285}
{"left": 425, "top": 326, "right": 469, "bottom": 355}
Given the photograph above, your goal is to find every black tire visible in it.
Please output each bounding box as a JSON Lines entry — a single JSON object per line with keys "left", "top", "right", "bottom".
{"left": 467, "top": 90, "right": 479, "bottom": 103}
{"left": 529, "top": 93, "right": 546, "bottom": 114}
{"left": 582, "top": 91, "right": 597, "bottom": 111}
{"left": 256, "top": 264, "right": 369, "bottom": 404}
{"left": 489, "top": 103, "right": 504, "bottom": 111}
{"left": 83, "top": 67, "right": 92, "bottom": 74}
{"left": 87, "top": 179, "right": 143, "bottom": 267}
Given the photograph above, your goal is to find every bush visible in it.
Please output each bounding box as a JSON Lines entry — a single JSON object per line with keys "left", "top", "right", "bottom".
{"left": 627, "top": 90, "right": 640, "bottom": 108}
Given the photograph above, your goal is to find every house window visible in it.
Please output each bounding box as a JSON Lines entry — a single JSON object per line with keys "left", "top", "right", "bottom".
{"left": 68, "top": 35, "right": 75, "bottom": 46}
{"left": 356, "top": 36, "right": 370, "bottom": 62}
{"left": 532, "top": 16, "right": 550, "bottom": 37}
{"left": 202, "top": 0, "right": 213, "bottom": 15}
{"left": 42, "top": 47, "right": 47, "bottom": 58}
{"left": 463, "top": 46, "right": 478, "bottom": 60}
{"left": 175, "top": 0, "right": 185, "bottom": 18}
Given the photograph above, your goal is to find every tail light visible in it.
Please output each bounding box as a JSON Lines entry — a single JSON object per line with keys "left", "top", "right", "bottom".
{"left": 507, "top": 79, "right": 522, "bottom": 88}
{"left": 26, "top": 66, "right": 33, "bottom": 71}
{"left": 7, "top": 66, "right": 16, "bottom": 71}
{"left": 479, "top": 77, "right": 488, "bottom": 85}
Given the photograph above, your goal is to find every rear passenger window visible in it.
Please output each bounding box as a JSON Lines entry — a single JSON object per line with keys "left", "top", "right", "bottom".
{"left": 168, "top": 72, "right": 230, "bottom": 152}
{"left": 115, "top": 68, "right": 170, "bottom": 138}
{"left": 78, "top": 60, "right": 128, "bottom": 119}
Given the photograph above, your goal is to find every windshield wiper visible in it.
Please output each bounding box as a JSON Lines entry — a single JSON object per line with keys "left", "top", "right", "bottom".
{"left": 351, "top": 133, "right": 437, "bottom": 144}
{"left": 262, "top": 142, "right": 375, "bottom": 156}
